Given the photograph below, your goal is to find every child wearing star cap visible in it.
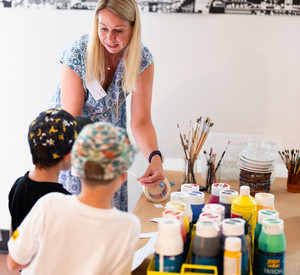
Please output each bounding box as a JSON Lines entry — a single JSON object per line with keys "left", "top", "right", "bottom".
{"left": 7, "top": 122, "right": 140, "bottom": 275}
{"left": 8, "top": 108, "right": 81, "bottom": 233}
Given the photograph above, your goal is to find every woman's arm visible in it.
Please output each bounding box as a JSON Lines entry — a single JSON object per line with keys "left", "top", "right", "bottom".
{"left": 130, "top": 62, "right": 164, "bottom": 187}
{"left": 60, "top": 64, "right": 85, "bottom": 117}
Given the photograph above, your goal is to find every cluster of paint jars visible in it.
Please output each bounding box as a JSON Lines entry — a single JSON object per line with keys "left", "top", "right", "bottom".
{"left": 154, "top": 183, "right": 285, "bottom": 275}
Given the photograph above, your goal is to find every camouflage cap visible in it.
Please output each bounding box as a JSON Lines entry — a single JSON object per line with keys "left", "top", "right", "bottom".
{"left": 71, "top": 122, "right": 139, "bottom": 181}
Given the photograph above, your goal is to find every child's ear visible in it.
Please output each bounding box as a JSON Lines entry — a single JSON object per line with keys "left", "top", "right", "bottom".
{"left": 121, "top": 173, "right": 127, "bottom": 182}
{"left": 63, "top": 152, "right": 71, "bottom": 160}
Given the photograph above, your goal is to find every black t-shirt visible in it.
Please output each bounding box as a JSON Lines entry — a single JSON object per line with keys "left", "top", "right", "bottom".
{"left": 8, "top": 171, "right": 71, "bottom": 232}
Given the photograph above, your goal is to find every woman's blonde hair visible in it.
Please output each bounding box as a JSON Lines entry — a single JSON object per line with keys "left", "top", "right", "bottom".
{"left": 86, "top": 0, "right": 142, "bottom": 93}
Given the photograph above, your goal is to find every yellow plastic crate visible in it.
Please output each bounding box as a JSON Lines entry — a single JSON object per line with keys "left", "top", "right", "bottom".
{"left": 147, "top": 257, "right": 218, "bottom": 275}
{"left": 147, "top": 224, "right": 218, "bottom": 274}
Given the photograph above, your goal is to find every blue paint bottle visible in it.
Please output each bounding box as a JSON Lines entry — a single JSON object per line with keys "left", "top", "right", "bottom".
{"left": 155, "top": 218, "right": 184, "bottom": 273}
{"left": 187, "top": 191, "right": 205, "bottom": 223}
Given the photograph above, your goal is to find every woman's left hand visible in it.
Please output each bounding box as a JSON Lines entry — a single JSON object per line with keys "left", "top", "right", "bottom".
{"left": 137, "top": 156, "right": 164, "bottom": 188}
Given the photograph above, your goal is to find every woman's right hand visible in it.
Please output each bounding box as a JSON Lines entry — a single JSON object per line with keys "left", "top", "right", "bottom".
{"left": 60, "top": 64, "right": 85, "bottom": 117}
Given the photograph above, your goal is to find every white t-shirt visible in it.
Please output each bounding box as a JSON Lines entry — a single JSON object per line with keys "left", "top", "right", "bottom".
{"left": 8, "top": 193, "right": 141, "bottom": 275}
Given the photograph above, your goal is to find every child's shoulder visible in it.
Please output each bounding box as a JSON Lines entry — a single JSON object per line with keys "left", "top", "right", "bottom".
{"left": 115, "top": 210, "right": 141, "bottom": 227}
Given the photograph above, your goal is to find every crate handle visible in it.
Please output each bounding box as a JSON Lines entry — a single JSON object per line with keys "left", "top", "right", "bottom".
{"left": 180, "top": 263, "right": 218, "bottom": 275}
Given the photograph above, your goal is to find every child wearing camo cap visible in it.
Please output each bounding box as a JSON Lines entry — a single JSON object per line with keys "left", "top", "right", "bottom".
{"left": 8, "top": 108, "right": 80, "bottom": 233}
{"left": 7, "top": 122, "right": 141, "bottom": 275}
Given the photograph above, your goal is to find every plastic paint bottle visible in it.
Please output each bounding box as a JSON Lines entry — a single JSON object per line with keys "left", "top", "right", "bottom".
{"left": 155, "top": 218, "right": 184, "bottom": 273}
{"left": 208, "top": 183, "right": 230, "bottom": 204}
{"left": 165, "top": 201, "right": 190, "bottom": 256}
{"left": 231, "top": 186, "right": 257, "bottom": 246}
{"left": 202, "top": 203, "right": 225, "bottom": 221}
{"left": 219, "top": 190, "right": 239, "bottom": 219}
{"left": 166, "top": 201, "right": 190, "bottom": 230}
{"left": 253, "top": 210, "right": 279, "bottom": 275}
{"left": 254, "top": 193, "right": 275, "bottom": 212}
{"left": 162, "top": 210, "right": 187, "bottom": 243}
{"left": 181, "top": 183, "right": 200, "bottom": 193}
{"left": 257, "top": 218, "right": 285, "bottom": 275}
{"left": 192, "top": 220, "right": 221, "bottom": 273}
{"left": 187, "top": 191, "right": 205, "bottom": 223}
{"left": 170, "top": 193, "right": 193, "bottom": 224}
{"left": 224, "top": 237, "right": 242, "bottom": 275}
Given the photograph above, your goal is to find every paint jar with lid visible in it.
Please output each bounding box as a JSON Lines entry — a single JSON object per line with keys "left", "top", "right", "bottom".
{"left": 257, "top": 218, "right": 286, "bottom": 275}
{"left": 162, "top": 210, "right": 187, "bottom": 243}
{"left": 202, "top": 203, "right": 225, "bottom": 221}
{"left": 199, "top": 213, "right": 222, "bottom": 225}
{"left": 253, "top": 210, "right": 279, "bottom": 275}
{"left": 224, "top": 237, "right": 242, "bottom": 275}
{"left": 221, "top": 218, "right": 248, "bottom": 275}
{"left": 192, "top": 220, "right": 221, "bottom": 273}
{"left": 219, "top": 190, "right": 239, "bottom": 218}
{"left": 170, "top": 192, "right": 193, "bottom": 224}
{"left": 165, "top": 201, "right": 190, "bottom": 254}
{"left": 208, "top": 183, "right": 230, "bottom": 204}
{"left": 254, "top": 192, "right": 275, "bottom": 212}
{"left": 181, "top": 183, "right": 200, "bottom": 193}
{"left": 187, "top": 191, "right": 205, "bottom": 223}
{"left": 154, "top": 218, "right": 184, "bottom": 273}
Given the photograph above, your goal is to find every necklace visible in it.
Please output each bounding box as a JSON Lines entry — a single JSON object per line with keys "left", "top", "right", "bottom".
{"left": 107, "top": 67, "right": 111, "bottom": 71}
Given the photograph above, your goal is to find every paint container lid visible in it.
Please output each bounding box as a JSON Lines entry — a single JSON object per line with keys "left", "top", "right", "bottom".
{"left": 255, "top": 193, "right": 275, "bottom": 207}
{"left": 258, "top": 209, "right": 279, "bottom": 224}
{"left": 166, "top": 201, "right": 186, "bottom": 212}
{"left": 199, "top": 213, "right": 221, "bottom": 224}
{"left": 240, "top": 185, "right": 250, "bottom": 196}
{"left": 225, "top": 237, "right": 241, "bottom": 252}
{"left": 262, "top": 218, "right": 284, "bottom": 235}
{"left": 181, "top": 183, "right": 199, "bottom": 193}
{"left": 222, "top": 218, "right": 245, "bottom": 236}
{"left": 202, "top": 204, "right": 225, "bottom": 220}
{"left": 211, "top": 183, "right": 230, "bottom": 196}
{"left": 187, "top": 191, "right": 205, "bottom": 205}
{"left": 219, "top": 190, "right": 239, "bottom": 204}
{"left": 196, "top": 220, "right": 219, "bottom": 238}
{"left": 171, "top": 191, "right": 190, "bottom": 204}
{"left": 163, "top": 210, "right": 184, "bottom": 222}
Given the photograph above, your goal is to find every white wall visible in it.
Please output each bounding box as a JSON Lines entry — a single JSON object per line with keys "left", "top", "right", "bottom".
{"left": 0, "top": 9, "right": 299, "bottom": 229}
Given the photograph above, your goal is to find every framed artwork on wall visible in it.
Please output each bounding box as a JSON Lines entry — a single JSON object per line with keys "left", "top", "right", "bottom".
{"left": 1, "top": 0, "right": 300, "bottom": 16}
{"left": 136, "top": 0, "right": 300, "bottom": 16}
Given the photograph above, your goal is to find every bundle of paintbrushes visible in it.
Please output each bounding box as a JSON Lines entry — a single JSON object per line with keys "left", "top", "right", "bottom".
{"left": 204, "top": 141, "right": 230, "bottom": 192}
{"left": 278, "top": 149, "right": 300, "bottom": 175}
{"left": 177, "top": 117, "right": 214, "bottom": 185}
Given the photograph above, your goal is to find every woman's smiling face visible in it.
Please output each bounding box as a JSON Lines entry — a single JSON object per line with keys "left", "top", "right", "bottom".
{"left": 98, "top": 9, "right": 132, "bottom": 55}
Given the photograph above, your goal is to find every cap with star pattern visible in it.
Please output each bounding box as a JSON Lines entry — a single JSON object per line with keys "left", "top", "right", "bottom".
{"left": 28, "top": 108, "right": 80, "bottom": 161}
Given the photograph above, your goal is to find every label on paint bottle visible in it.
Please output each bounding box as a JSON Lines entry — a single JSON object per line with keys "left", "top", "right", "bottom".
{"left": 258, "top": 251, "right": 285, "bottom": 275}
{"left": 154, "top": 253, "right": 184, "bottom": 273}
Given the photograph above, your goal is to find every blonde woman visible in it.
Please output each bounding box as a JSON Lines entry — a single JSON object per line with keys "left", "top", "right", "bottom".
{"left": 51, "top": 0, "right": 164, "bottom": 211}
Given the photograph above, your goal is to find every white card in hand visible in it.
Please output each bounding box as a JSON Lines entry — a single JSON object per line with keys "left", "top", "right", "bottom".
{"left": 86, "top": 80, "right": 107, "bottom": 101}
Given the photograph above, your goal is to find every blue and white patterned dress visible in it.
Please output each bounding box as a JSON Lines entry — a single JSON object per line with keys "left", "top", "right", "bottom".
{"left": 50, "top": 34, "right": 153, "bottom": 211}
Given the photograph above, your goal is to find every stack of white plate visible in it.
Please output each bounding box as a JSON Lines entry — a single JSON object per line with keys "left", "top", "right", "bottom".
{"left": 237, "top": 149, "right": 275, "bottom": 174}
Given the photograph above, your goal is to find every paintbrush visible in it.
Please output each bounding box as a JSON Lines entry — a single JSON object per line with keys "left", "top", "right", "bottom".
{"left": 214, "top": 141, "right": 230, "bottom": 173}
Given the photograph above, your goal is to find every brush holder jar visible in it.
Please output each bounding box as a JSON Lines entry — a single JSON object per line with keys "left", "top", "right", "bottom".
{"left": 287, "top": 173, "right": 300, "bottom": 193}
{"left": 204, "top": 163, "right": 221, "bottom": 193}
{"left": 182, "top": 158, "right": 197, "bottom": 185}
